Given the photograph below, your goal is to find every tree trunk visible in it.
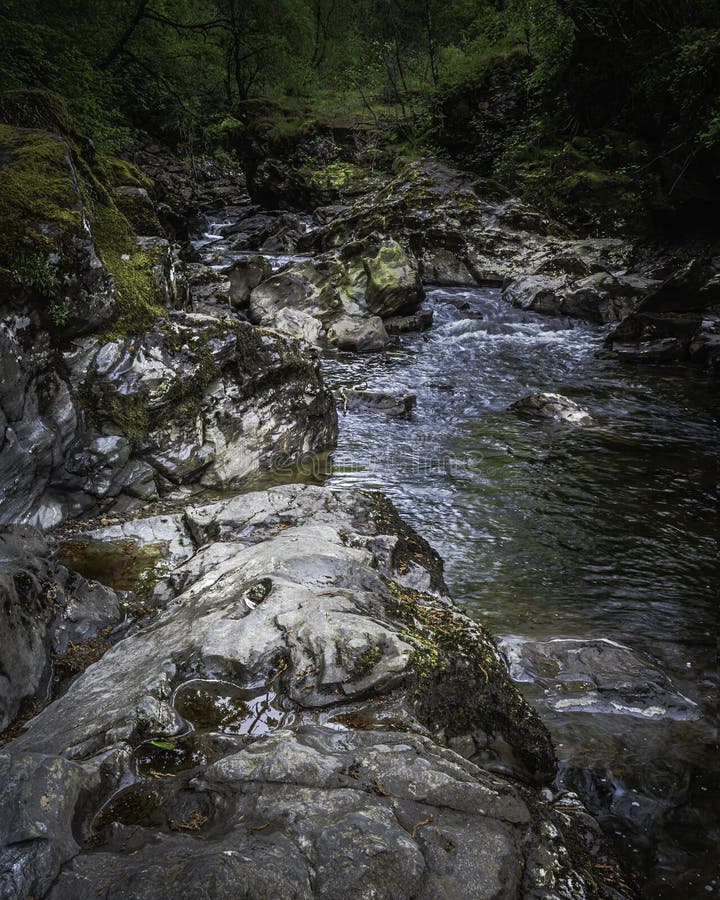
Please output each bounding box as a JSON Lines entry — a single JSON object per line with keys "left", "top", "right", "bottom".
{"left": 425, "top": 0, "right": 438, "bottom": 85}
{"left": 99, "top": 0, "right": 151, "bottom": 70}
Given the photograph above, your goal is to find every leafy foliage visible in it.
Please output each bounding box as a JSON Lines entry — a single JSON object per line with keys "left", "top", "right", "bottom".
{"left": 0, "top": 0, "right": 717, "bottom": 231}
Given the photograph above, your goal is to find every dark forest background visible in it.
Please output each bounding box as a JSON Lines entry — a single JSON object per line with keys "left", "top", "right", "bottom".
{"left": 2, "top": 0, "right": 719, "bottom": 232}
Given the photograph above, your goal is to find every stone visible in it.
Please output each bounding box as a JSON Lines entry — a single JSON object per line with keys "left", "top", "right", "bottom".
{"left": 80, "top": 316, "right": 338, "bottom": 489}
{"left": 364, "top": 239, "right": 424, "bottom": 317}
{"left": 273, "top": 307, "right": 323, "bottom": 344}
{"left": 249, "top": 261, "right": 341, "bottom": 328}
{"left": 0, "top": 525, "right": 120, "bottom": 731}
{"left": 342, "top": 388, "right": 417, "bottom": 417}
{"left": 0, "top": 486, "right": 628, "bottom": 898}
{"left": 225, "top": 254, "right": 272, "bottom": 307}
{"left": 326, "top": 315, "right": 389, "bottom": 351}
{"left": 509, "top": 392, "right": 593, "bottom": 426}
{"left": 501, "top": 637, "right": 701, "bottom": 721}
{"left": 384, "top": 308, "right": 434, "bottom": 334}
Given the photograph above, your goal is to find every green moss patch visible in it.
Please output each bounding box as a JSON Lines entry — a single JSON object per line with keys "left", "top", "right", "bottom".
{"left": 92, "top": 203, "right": 166, "bottom": 338}
{"left": 0, "top": 124, "right": 82, "bottom": 262}
{"left": 385, "top": 579, "right": 555, "bottom": 780}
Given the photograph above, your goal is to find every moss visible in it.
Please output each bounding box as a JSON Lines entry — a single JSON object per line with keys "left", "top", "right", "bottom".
{"left": 113, "top": 187, "right": 161, "bottom": 236}
{"left": 81, "top": 320, "right": 232, "bottom": 445}
{"left": 92, "top": 203, "right": 166, "bottom": 338}
{"left": 0, "top": 89, "right": 79, "bottom": 140}
{"left": 495, "top": 135, "right": 654, "bottom": 232}
{"left": 100, "top": 155, "right": 152, "bottom": 191}
{"left": 299, "top": 160, "right": 363, "bottom": 191}
{"left": 0, "top": 101, "right": 164, "bottom": 334}
{"left": 352, "top": 645, "right": 384, "bottom": 678}
{"left": 384, "top": 579, "right": 555, "bottom": 780}
{"left": 0, "top": 124, "right": 83, "bottom": 262}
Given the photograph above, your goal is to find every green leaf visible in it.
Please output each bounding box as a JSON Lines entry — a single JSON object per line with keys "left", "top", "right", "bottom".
{"left": 148, "top": 740, "right": 175, "bottom": 750}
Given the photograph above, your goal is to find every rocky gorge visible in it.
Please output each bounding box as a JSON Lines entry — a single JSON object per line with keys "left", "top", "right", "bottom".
{"left": 0, "top": 94, "right": 717, "bottom": 899}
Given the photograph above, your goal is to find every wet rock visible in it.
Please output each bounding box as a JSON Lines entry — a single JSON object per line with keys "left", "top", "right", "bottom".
{"left": 364, "top": 239, "right": 424, "bottom": 318}
{"left": 318, "top": 159, "right": 552, "bottom": 285}
{"left": 0, "top": 316, "right": 79, "bottom": 526}
{"left": 225, "top": 254, "right": 272, "bottom": 307}
{"left": 0, "top": 525, "right": 120, "bottom": 731}
{"left": 244, "top": 240, "right": 420, "bottom": 351}
{"left": 384, "top": 309, "right": 434, "bottom": 334}
{"left": 273, "top": 307, "right": 324, "bottom": 344}
{"left": 501, "top": 637, "right": 701, "bottom": 722}
{"left": 504, "top": 270, "right": 656, "bottom": 324}
{"left": 0, "top": 485, "right": 628, "bottom": 898}
{"left": 249, "top": 261, "right": 341, "bottom": 328}
{"left": 604, "top": 242, "right": 720, "bottom": 370}
{"left": 509, "top": 392, "right": 593, "bottom": 426}
{"left": 342, "top": 388, "right": 417, "bottom": 417}
{"left": 78, "top": 315, "right": 338, "bottom": 489}
{"left": 184, "top": 263, "right": 231, "bottom": 314}
{"left": 419, "top": 247, "right": 479, "bottom": 286}
{"left": 327, "top": 314, "right": 389, "bottom": 351}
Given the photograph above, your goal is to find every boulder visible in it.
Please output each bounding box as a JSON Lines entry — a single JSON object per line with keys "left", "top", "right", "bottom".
{"left": 326, "top": 314, "right": 389, "bottom": 352}
{"left": 509, "top": 392, "right": 593, "bottom": 426}
{"left": 384, "top": 309, "right": 434, "bottom": 334}
{"left": 249, "top": 261, "right": 341, "bottom": 327}
{"left": 342, "top": 388, "right": 417, "bottom": 417}
{"left": 225, "top": 254, "right": 272, "bottom": 307}
{"left": 75, "top": 314, "right": 338, "bottom": 489}
{"left": 605, "top": 244, "right": 720, "bottom": 370}
{"left": 364, "top": 239, "right": 424, "bottom": 317}
{"left": 0, "top": 486, "right": 629, "bottom": 898}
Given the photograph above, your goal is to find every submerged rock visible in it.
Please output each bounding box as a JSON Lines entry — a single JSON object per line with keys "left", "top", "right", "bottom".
{"left": 0, "top": 485, "right": 631, "bottom": 899}
{"left": 341, "top": 388, "right": 417, "bottom": 417}
{"left": 509, "top": 392, "right": 593, "bottom": 426}
{"left": 501, "top": 637, "right": 701, "bottom": 722}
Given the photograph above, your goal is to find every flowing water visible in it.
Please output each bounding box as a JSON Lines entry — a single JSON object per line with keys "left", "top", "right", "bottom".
{"left": 323, "top": 287, "right": 719, "bottom": 898}
{"left": 198, "top": 221, "right": 719, "bottom": 896}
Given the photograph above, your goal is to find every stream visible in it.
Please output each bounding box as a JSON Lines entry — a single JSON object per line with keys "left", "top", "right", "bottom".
{"left": 197, "top": 224, "right": 719, "bottom": 897}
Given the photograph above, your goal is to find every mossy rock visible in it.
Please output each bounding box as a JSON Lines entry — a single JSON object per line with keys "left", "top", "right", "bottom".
{"left": 385, "top": 579, "right": 556, "bottom": 782}
{"left": 100, "top": 155, "right": 153, "bottom": 191}
{"left": 0, "top": 124, "right": 83, "bottom": 262}
{"left": 0, "top": 89, "right": 81, "bottom": 143}
{"left": 495, "top": 136, "right": 656, "bottom": 233}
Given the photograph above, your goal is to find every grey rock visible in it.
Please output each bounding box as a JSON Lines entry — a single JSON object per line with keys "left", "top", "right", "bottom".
{"left": 0, "top": 526, "right": 120, "bottom": 731}
{"left": 327, "top": 314, "right": 389, "bottom": 351}
{"left": 509, "top": 392, "right": 593, "bottom": 427}
{"left": 0, "top": 485, "right": 628, "bottom": 898}
{"left": 385, "top": 308, "right": 434, "bottom": 334}
{"left": 0, "top": 316, "right": 79, "bottom": 526}
{"left": 342, "top": 388, "right": 417, "bottom": 417}
{"left": 273, "top": 307, "right": 324, "bottom": 344}
{"left": 80, "top": 317, "right": 338, "bottom": 488}
{"left": 225, "top": 254, "right": 272, "bottom": 307}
